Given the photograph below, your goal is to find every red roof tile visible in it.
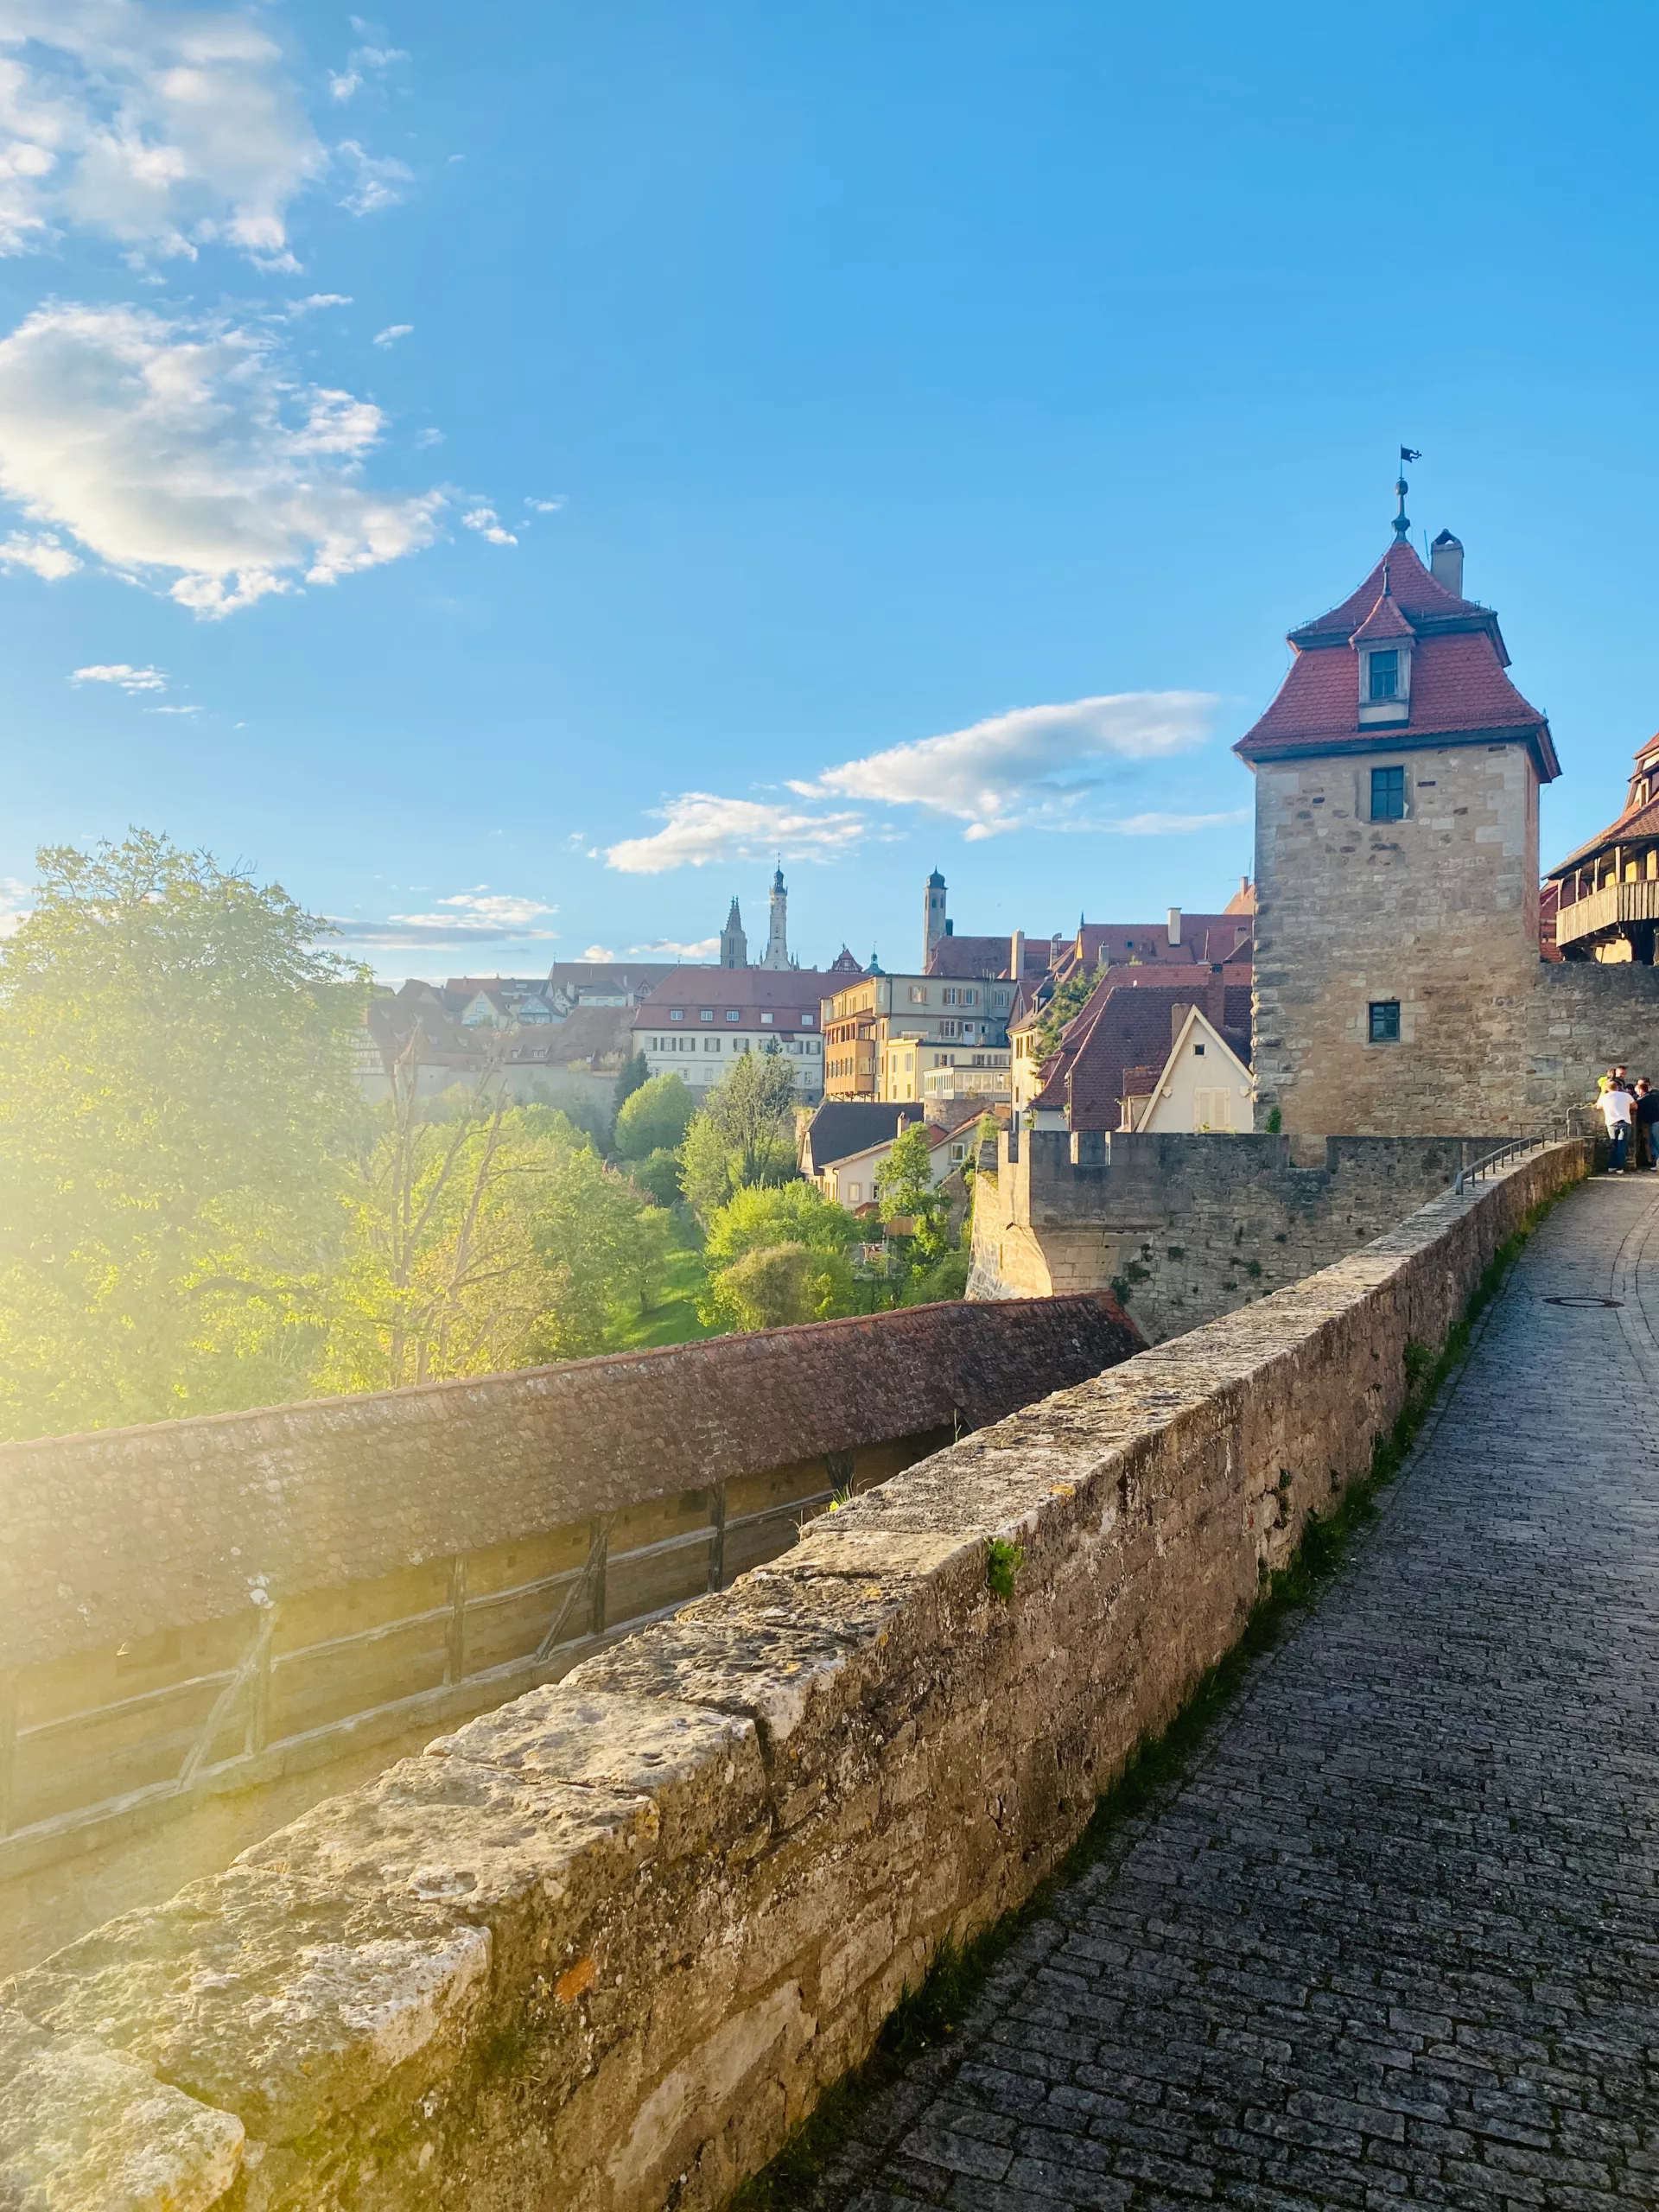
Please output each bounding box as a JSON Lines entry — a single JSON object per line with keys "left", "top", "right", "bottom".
{"left": 1235, "top": 538, "right": 1557, "bottom": 780}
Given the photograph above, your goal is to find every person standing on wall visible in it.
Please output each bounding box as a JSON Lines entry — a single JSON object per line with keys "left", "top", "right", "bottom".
{"left": 1636, "top": 1078, "right": 1659, "bottom": 1169}
{"left": 1600, "top": 1075, "right": 1636, "bottom": 1173}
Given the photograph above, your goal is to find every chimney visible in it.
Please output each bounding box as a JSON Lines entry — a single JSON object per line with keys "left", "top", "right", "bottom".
{"left": 1167, "top": 906, "right": 1181, "bottom": 948}
{"left": 1009, "top": 928, "right": 1024, "bottom": 983}
{"left": 1430, "top": 529, "right": 1465, "bottom": 599}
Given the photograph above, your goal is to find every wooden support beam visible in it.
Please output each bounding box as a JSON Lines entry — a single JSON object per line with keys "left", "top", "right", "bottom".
{"left": 709, "top": 1481, "right": 727, "bottom": 1593}
{"left": 445, "top": 1555, "right": 467, "bottom": 1686}
{"left": 0, "top": 1672, "right": 16, "bottom": 1839}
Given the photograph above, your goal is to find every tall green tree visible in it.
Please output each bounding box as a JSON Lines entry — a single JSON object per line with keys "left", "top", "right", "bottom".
{"left": 613, "top": 1071, "right": 695, "bottom": 1160}
{"left": 0, "top": 833, "right": 369, "bottom": 1438}
{"left": 1031, "top": 958, "right": 1108, "bottom": 1068}
{"left": 678, "top": 1048, "right": 799, "bottom": 1217}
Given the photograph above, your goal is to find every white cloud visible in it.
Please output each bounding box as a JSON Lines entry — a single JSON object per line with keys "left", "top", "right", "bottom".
{"left": 796, "top": 691, "right": 1218, "bottom": 840}
{"left": 0, "top": 529, "right": 79, "bottom": 579}
{"left": 291, "top": 292, "right": 351, "bottom": 314}
{"left": 143, "top": 702, "right": 200, "bottom": 714}
{"left": 461, "top": 505, "right": 517, "bottom": 547}
{"left": 414, "top": 425, "right": 444, "bottom": 448}
{"left": 0, "top": 874, "right": 30, "bottom": 935}
{"left": 337, "top": 138, "right": 410, "bottom": 216}
{"left": 582, "top": 937, "right": 722, "bottom": 963}
{"left": 372, "top": 322, "right": 412, "bottom": 347}
{"left": 0, "top": 302, "right": 444, "bottom": 615}
{"left": 524, "top": 496, "right": 564, "bottom": 513}
{"left": 0, "top": 0, "right": 327, "bottom": 264}
{"left": 605, "top": 792, "right": 869, "bottom": 875}
{"left": 1109, "top": 808, "right": 1250, "bottom": 835}
{"left": 328, "top": 41, "right": 407, "bottom": 103}
{"left": 71, "top": 660, "right": 165, "bottom": 690}
{"left": 334, "top": 887, "right": 559, "bottom": 950}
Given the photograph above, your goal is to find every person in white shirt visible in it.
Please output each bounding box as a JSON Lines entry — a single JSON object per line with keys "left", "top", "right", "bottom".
{"left": 1599, "top": 1080, "right": 1636, "bottom": 1172}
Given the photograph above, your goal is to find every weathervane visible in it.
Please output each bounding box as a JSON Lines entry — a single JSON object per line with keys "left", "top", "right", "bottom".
{"left": 1394, "top": 447, "right": 1421, "bottom": 540}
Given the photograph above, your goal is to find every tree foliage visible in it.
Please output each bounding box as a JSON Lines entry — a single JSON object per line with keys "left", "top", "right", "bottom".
{"left": 678, "top": 1049, "right": 799, "bottom": 1217}
{"left": 613, "top": 1049, "right": 650, "bottom": 1116}
{"left": 613, "top": 1071, "right": 695, "bottom": 1160}
{"left": 0, "top": 833, "right": 369, "bottom": 1439}
{"left": 705, "top": 1242, "right": 856, "bottom": 1332}
{"left": 1031, "top": 958, "right": 1107, "bottom": 1069}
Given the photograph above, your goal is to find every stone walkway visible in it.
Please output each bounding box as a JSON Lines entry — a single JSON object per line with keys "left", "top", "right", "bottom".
{"left": 821, "top": 1172, "right": 1659, "bottom": 2212}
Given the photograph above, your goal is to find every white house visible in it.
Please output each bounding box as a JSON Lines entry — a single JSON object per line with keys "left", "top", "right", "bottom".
{"left": 1128, "top": 1005, "right": 1254, "bottom": 1133}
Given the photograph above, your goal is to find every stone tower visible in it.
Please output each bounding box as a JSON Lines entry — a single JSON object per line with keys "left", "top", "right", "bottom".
{"left": 720, "top": 899, "right": 747, "bottom": 969}
{"left": 1235, "top": 518, "right": 1559, "bottom": 1137}
{"left": 924, "top": 869, "right": 948, "bottom": 968}
{"left": 760, "top": 866, "right": 791, "bottom": 970}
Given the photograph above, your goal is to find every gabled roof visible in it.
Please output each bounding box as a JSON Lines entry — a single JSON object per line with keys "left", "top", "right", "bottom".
{"left": 924, "top": 934, "right": 1049, "bottom": 982}
{"left": 1236, "top": 537, "right": 1558, "bottom": 781}
{"left": 1132, "top": 1005, "right": 1254, "bottom": 1133}
{"left": 1547, "top": 731, "right": 1659, "bottom": 878}
{"left": 801, "top": 1099, "right": 923, "bottom": 1173}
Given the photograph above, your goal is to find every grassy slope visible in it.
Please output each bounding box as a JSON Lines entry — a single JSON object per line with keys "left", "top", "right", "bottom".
{"left": 607, "top": 1236, "right": 721, "bottom": 1351}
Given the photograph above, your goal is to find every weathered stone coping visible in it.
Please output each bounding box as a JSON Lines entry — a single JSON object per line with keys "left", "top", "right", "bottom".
{"left": 0, "top": 1141, "right": 1589, "bottom": 2212}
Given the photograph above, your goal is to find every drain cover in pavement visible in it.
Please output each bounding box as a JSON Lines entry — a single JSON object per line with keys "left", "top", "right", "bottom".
{"left": 1543, "top": 1294, "right": 1624, "bottom": 1307}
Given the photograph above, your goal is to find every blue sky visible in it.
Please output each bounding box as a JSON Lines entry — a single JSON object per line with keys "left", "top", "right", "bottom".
{"left": 3, "top": 2, "right": 1658, "bottom": 978}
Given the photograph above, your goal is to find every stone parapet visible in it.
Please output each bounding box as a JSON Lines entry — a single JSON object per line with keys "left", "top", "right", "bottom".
{"left": 0, "top": 1141, "right": 1590, "bottom": 2212}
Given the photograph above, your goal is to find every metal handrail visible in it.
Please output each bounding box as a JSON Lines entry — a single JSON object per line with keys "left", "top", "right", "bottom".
{"left": 1452, "top": 1133, "right": 1551, "bottom": 1196}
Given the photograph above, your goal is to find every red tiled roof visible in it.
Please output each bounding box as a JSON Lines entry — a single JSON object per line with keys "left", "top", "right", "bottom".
{"left": 632, "top": 967, "right": 830, "bottom": 1027}
{"left": 1349, "top": 585, "right": 1415, "bottom": 645}
{"left": 925, "top": 934, "right": 1049, "bottom": 981}
{"left": 1235, "top": 539, "right": 1556, "bottom": 780}
{"left": 1046, "top": 981, "right": 1253, "bottom": 1132}
{"left": 1289, "top": 539, "right": 1474, "bottom": 639}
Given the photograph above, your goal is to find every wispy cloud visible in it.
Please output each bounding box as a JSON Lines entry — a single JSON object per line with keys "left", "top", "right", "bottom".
{"left": 583, "top": 937, "right": 721, "bottom": 962}
{"left": 414, "top": 426, "right": 445, "bottom": 448}
{"left": 0, "top": 302, "right": 444, "bottom": 615}
{"left": 0, "top": 0, "right": 327, "bottom": 265}
{"left": 71, "top": 662, "right": 166, "bottom": 691}
{"left": 461, "top": 505, "right": 517, "bottom": 546}
{"left": 333, "top": 888, "right": 559, "bottom": 949}
{"left": 328, "top": 40, "right": 409, "bottom": 104}
{"left": 605, "top": 792, "right": 870, "bottom": 875}
{"left": 337, "top": 140, "right": 410, "bottom": 217}
{"left": 291, "top": 294, "right": 352, "bottom": 315}
{"left": 795, "top": 692, "right": 1218, "bottom": 840}
{"left": 372, "top": 322, "right": 413, "bottom": 348}
{"left": 144, "top": 702, "right": 202, "bottom": 715}
{"left": 0, "top": 531, "right": 79, "bottom": 581}
{"left": 1109, "top": 808, "right": 1249, "bottom": 835}
{"left": 524, "top": 496, "right": 565, "bottom": 514}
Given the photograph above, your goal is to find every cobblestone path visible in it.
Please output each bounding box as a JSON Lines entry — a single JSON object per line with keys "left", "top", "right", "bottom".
{"left": 821, "top": 1173, "right": 1659, "bottom": 2212}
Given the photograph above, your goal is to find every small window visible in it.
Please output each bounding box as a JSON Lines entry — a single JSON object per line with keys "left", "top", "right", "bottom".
{"left": 670, "top": 1008, "right": 683, "bottom": 1021}
{"left": 909, "top": 985, "right": 927, "bottom": 1004}
{"left": 1369, "top": 1000, "right": 1401, "bottom": 1044}
{"left": 801, "top": 1014, "right": 814, "bottom": 1027}
{"left": 1370, "top": 766, "right": 1407, "bottom": 822}
{"left": 1193, "top": 1042, "right": 1205, "bottom": 1057}
{"left": 760, "top": 1010, "right": 773, "bottom": 1023}
{"left": 963, "top": 988, "right": 976, "bottom": 1005}
{"left": 724, "top": 1008, "right": 739, "bottom": 1021}
{"left": 699, "top": 1008, "right": 713, "bottom": 1021}
{"left": 1369, "top": 650, "right": 1400, "bottom": 702}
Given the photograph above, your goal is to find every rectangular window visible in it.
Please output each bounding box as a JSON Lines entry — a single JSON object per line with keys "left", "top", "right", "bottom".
{"left": 760, "top": 1010, "right": 773, "bottom": 1023}
{"left": 801, "top": 1014, "right": 814, "bottom": 1027}
{"left": 724, "top": 1008, "right": 739, "bottom": 1021}
{"left": 908, "top": 985, "right": 927, "bottom": 1004}
{"left": 1370, "top": 765, "right": 1407, "bottom": 821}
{"left": 699, "top": 1008, "right": 713, "bottom": 1021}
{"left": 1369, "top": 999, "right": 1401, "bottom": 1043}
{"left": 1368, "top": 650, "right": 1399, "bottom": 702}
{"left": 670, "top": 1008, "right": 683, "bottom": 1021}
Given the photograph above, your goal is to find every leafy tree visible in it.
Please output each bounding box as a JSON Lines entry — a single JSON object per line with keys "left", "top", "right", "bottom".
{"left": 613, "top": 1049, "right": 650, "bottom": 1116}
{"left": 624, "top": 1147, "right": 685, "bottom": 1209}
{"left": 708, "top": 1242, "right": 856, "bottom": 1332}
{"left": 875, "top": 1123, "right": 949, "bottom": 1260}
{"left": 614, "top": 1071, "right": 695, "bottom": 1160}
{"left": 678, "top": 1049, "right": 799, "bottom": 1217}
{"left": 0, "top": 832, "right": 369, "bottom": 1439}
{"left": 1031, "top": 958, "right": 1108, "bottom": 1069}
{"left": 703, "top": 1180, "right": 859, "bottom": 1268}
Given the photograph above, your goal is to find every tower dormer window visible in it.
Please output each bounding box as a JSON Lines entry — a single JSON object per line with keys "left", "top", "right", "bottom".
{"left": 1368, "top": 650, "right": 1400, "bottom": 702}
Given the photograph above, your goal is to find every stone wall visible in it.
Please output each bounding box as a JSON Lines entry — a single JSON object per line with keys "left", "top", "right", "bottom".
{"left": 1250, "top": 741, "right": 1541, "bottom": 1135}
{"left": 1527, "top": 958, "right": 1659, "bottom": 1112}
{"left": 969, "top": 1128, "right": 1483, "bottom": 1343}
{"left": 0, "top": 1141, "right": 1591, "bottom": 2212}
{"left": 0, "top": 1299, "right": 1140, "bottom": 1979}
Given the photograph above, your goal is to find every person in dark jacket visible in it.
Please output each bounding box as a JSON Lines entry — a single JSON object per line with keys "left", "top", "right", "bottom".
{"left": 1635, "top": 1079, "right": 1659, "bottom": 1170}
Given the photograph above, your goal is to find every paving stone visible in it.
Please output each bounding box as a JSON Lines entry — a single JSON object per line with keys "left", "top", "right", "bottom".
{"left": 819, "top": 1178, "right": 1659, "bottom": 2212}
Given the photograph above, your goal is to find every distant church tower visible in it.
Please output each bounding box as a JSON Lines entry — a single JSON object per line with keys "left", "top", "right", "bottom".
{"left": 924, "top": 868, "right": 948, "bottom": 968}
{"left": 760, "top": 866, "right": 791, "bottom": 969}
{"left": 720, "top": 899, "right": 747, "bottom": 969}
